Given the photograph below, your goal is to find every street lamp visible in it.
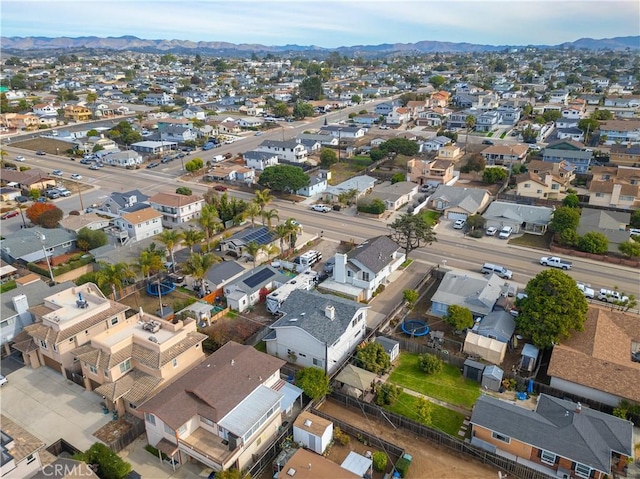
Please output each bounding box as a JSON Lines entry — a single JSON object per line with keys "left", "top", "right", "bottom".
{"left": 34, "top": 231, "right": 55, "bottom": 284}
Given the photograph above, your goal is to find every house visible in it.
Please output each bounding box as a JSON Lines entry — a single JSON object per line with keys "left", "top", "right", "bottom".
{"left": 470, "top": 394, "right": 633, "bottom": 479}
{"left": 148, "top": 192, "right": 204, "bottom": 228}
{"left": 421, "top": 136, "right": 451, "bottom": 152}
{"left": 374, "top": 336, "right": 400, "bottom": 362}
{"left": 480, "top": 143, "right": 528, "bottom": 166}
{"left": 322, "top": 236, "right": 405, "bottom": 302}
{"left": 130, "top": 140, "right": 178, "bottom": 155}
{"left": 367, "top": 181, "right": 418, "bottom": 211}
{"left": 0, "top": 168, "right": 56, "bottom": 191}
{"left": 374, "top": 102, "right": 397, "bottom": 116}
{"left": 0, "top": 113, "right": 40, "bottom": 130}
{"left": 415, "top": 107, "right": 452, "bottom": 127}
{"left": 98, "top": 189, "right": 149, "bottom": 216}
{"left": 475, "top": 110, "right": 501, "bottom": 132}
{"left": 0, "top": 227, "right": 76, "bottom": 265}
{"left": 140, "top": 341, "right": 289, "bottom": 473}
{"left": 324, "top": 175, "right": 376, "bottom": 203}
{"left": 223, "top": 265, "right": 289, "bottom": 313}
{"left": 482, "top": 202, "right": 553, "bottom": 235}
{"left": 63, "top": 105, "right": 92, "bottom": 122}
{"left": 159, "top": 125, "right": 199, "bottom": 143}
{"left": 278, "top": 448, "right": 361, "bottom": 479}
{"left": 297, "top": 173, "right": 328, "bottom": 197}
{"left": 181, "top": 105, "right": 206, "bottom": 120}
{"left": 577, "top": 208, "right": 632, "bottom": 253}
{"left": 296, "top": 133, "right": 338, "bottom": 147}
{"left": 528, "top": 159, "right": 576, "bottom": 185}
{"left": 319, "top": 125, "right": 366, "bottom": 139}
{"left": 265, "top": 289, "right": 368, "bottom": 374}
{"left": 293, "top": 411, "right": 333, "bottom": 455}
{"left": 609, "top": 144, "right": 640, "bottom": 167}
{"left": 98, "top": 150, "right": 144, "bottom": 168}
{"left": 463, "top": 332, "right": 507, "bottom": 364}
{"left": 71, "top": 310, "right": 207, "bottom": 417}
{"left": 430, "top": 270, "right": 504, "bottom": 317}
{"left": 255, "top": 140, "right": 308, "bottom": 163}
{"left": 472, "top": 310, "right": 515, "bottom": 344}
{"left": 386, "top": 107, "right": 411, "bottom": 125}
{"left": 59, "top": 212, "right": 111, "bottom": 233}
{"left": 496, "top": 106, "right": 521, "bottom": 124}
{"left": 430, "top": 185, "right": 491, "bottom": 220}
{"left": 548, "top": 89, "right": 570, "bottom": 104}
{"left": 555, "top": 127, "right": 585, "bottom": 142}
{"left": 220, "top": 226, "right": 278, "bottom": 257}
{"left": 543, "top": 140, "right": 593, "bottom": 173}
{"left": 243, "top": 151, "right": 279, "bottom": 171}
{"left": 204, "top": 165, "right": 255, "bottom": 184}
{"left": 16, "top": 283, "right": 129, "bottom": 375}
{"left": 407, "top": 158, "right": 455, "bottom": 186}
{"left": 0, "top": 415, "right": 47, "bottom": 479}
{"left": 588, "top": 165, "right": 640, "bottom": 209}
{"left": 547, "top": 305, "right": 640, "bottom": 406}
{"left": 203, "top": 261, "right": 246, "bottom": 295}
{"left": 143, "top": 92, "right": 174, "bottom": 106}
{"left": 599, "top": 120, "right": 640, "bottom": 145}
{"left": 113, "top": 207, "right": 163, "bottom": 242}
{"left": 352, "top": 113, "right": 379, "bottom": 126}
{"left": 514, "top": 171, "right": 569, "bottom": 200}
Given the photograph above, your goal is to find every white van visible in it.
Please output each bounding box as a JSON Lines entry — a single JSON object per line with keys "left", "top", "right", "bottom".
{"left": 212, "top": 155, "right": 224, "bottom": 163}
{"left": 481, "top": 263, "right": 513, "bottom": 279}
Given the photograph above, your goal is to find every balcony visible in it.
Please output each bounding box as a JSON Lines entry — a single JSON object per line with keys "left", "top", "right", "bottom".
{"left": 178, "top": 428, "right": 240, "bottom": 470}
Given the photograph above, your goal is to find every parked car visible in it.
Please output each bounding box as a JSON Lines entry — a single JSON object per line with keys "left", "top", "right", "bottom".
{"left": 498, "top": 226, "right": 513, "bottom": 239}
{"left": 15, "top": 195, "right": 29, "bottom": 203}
{"left": 0, "top": 375, "right": 7, "bottom": 386}
{"left": 597, "top": 288, "right": 629, "bottom": 303}
{"left": 482, "top": 140, "right": 494, "bottom": 145}
{"left": 1, "top": 210, "right": 19, "bottom": 220}
{"left": 254, "top": 131, "right": 262, "bottom": 136}
{"left": 14, "top": 156, "right": 25, "bottom": 162}
{"left": 51, "top": 169, "right": 63, "bottom": 176}
{"left": 576, "top": 282, "right": 595, "bottom": 299}
{"left": 539, "top": 256, "right": 572, "bottom": 270}
{"left": 70, "top": 173, "right": 82, "bottom": 180}
{"left": 88, "top": 164, "right": 101, "bottom": 170}
{"left": 36, "top": 150, "right": 46, "bottom": 156}
{"left": 146, "top": 162, "right": 160, "bottom": 169}
{"left": 486, "top": 226, "right": 498, "bottom": 236}
{"left": 46, "top": 190, "right": 60, "bottom": 199}
{"left": 310, "top": 204, "right": 331, "bottom": 213}
{"left": 453, "top": 219, "right": 466, "bottom": 229}
{"left": 214, "top": 185, "right": 228, "bottom": 191}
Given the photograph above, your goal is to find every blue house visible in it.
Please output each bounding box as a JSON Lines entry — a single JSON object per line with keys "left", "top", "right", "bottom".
{"left": 543, "top": 140, "right": 592, "bottom": 173}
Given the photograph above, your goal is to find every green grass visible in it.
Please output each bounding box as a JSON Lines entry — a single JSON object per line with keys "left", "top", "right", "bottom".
{"left": 400, "top": 259, "right": 413, "bottom": 269}
{"left": 420, "top": 210, "right": 441, "bottom": 226}
{"left": 508, "top": 231, "right": 552, "bottom": 250}
{"left": 389, "top": 352, "right": 480, "bottom": 408}
{"left": 385, "top": 392, "right": 466, "bottom": 436}
{"left": 254, "top": 341, "right": 267, "bottom": 353}
{"left": 486, "top": 132, "right": 494, "bottom": 137}
{"left": 500, "top": 131, "right": 507, "bottom": 139}
{"left": 0, "top": 280, "right": 17, "bottom": 293}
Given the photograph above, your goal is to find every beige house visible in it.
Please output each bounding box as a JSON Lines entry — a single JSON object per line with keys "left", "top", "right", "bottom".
{"left": 588, "top": 165, "right": 640, "bottom": 209}
{"left": 609, "top": 144, "right": 640, "bottom": 167}
{"left": 0, "top": 415, "right": 47, "bottom": 479}
{"left": 481, "top": 143, "right": 529, "bottom": 166}
{"left": 63, "top": 105, "right": 92, "bottom": 122}
{"left": 407, "top": 158, "right": 455, "bottom": 186}
{"left": 0, "top": 113, "right": 40, "bottom": 130}
{"left": 72, "top": 310, "right": 207, "bottom": 417}
{"left": 436, "top": 144, "right": 463, "bottom": 161}
{"left": 148, "top": 192, "right": 204, "bottom": 228}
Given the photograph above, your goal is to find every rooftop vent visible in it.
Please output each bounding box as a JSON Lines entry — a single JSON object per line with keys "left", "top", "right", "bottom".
{"left": 148, "top": 336, "right": 158, "bottom": 343}
{"left": 304, "top": 419, "right": 312, "bottom": 427}
{"left": 286, "top": 468, "right": 296, "bottom": 477}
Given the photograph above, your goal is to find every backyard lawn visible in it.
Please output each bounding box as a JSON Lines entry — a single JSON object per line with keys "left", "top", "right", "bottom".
{"left": 389, "top": 352, "right": 480, "bottom": 409}
{"left": 385, "top": 392, "right": 466, "bottom": 436}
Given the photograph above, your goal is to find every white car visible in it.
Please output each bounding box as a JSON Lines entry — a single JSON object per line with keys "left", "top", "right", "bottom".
{"left": 576, "top": 282, "right": 595, "bottom": 299}
{"left": 498, "top": 226, "right": 513, "bottom": 239}
{"left": 70, "top": 173, "right": 83, "bottom": 180}
{"left": 453, "top": 219, "right": 466, "bottom": 229}
{"left": 52, "top": 170, "right": 63, "bottom": 176}
{"left": 0, "top": 375, "right": 7, "bottom": 387}
{"left": 310, "top": 204, "right": 331, "bottom": 213}
{"left": 15, "top": 156, "right": 25, "bottom": 162}
{"left": 486, "top": 226, "right": 498, "bottom": 236}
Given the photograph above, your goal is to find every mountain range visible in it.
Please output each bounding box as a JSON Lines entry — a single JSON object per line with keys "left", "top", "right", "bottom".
{"left": 1, "top": 35, "right": 638, "bottom": 57}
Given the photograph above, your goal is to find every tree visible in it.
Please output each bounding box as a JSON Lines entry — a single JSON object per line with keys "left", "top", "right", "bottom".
{"left": 372, "top": 451, "right": 388, "bottom": 473}
{"left": 298, "top": 76, "right": 323, "bottom": 100}
{"left": 429, "top": 75, "right": 446, "bottom": 89}
{"left": 619, "top": 238, "right": 640, "bottom": 258}
{"left": 403, "top": 289, "right": 419, "bottom": 310}
{"left": 260, "top": 208, "right": 279, "bottom": 227}
{"left": 355, "top": 342, "right": 391, "bottom": 374}
{"left": 243, "top": 240, "right": 262, "bottom": 269}
{"left": 77, "top": 227, "right": 108, "bottom": 251}
{"left": 460, "top": 154, "right": 486, "bottom": 173}
{"left": 577, "top": 231, "right": 608, "bottom": 254}
{"left": 34, "top": 206, "right": 63, "bottom": 228}
{"left": 419, "top": 353, "right": 443, "bottom": 374}
{"left": 444, "top": 305, "right": 474, "bottom": 331}
{"left": 375, "top": 383, "right": 402, "bottom": 406}
{"left": 465, "top": 214, "right": 486, "bottom": 231}
{"left": 74, "top": 442, "right": 131, "bottom": 479}
{"left": 253, "top": 188, "right": 274, "bottom": 212}
{"left": 549, "top": 206, "right": 580, "bottom": 239}
{"left": 243, "top": 201, "right": 261, "bottom": 227}
{"left": 391, "top": 172, "right": 405, "bottom": 184}
{"left": 482, "top": 167, "right": 508, "bottom": 184}
{"left": 182, "top": 228, "right": 204, "bottom": 253}
{"left": 351, "top": 94, "right": 362, "bottom": 104}
{"left": 86, "top": 129, "right": 99, "bottom": 137}
{"left": 26, "top": 202, "right": 56, "bottom": 224}
{"left": 258, "top": 165, "right": 310, "bottom": 193}
{"left": 319, "top": 148, "right": 338, "bottom": 168}
{"left": 578, "top": 118, "right": 600, "bottom": 139}
{"left": 389, "top": 213, "right": 436, "bottom": 258}
{"left": 292, "top": 101, "right": 315, "bottom": 120}
{"left": 198, "top": 203, "right": 221, "bottom": 241}
{"left": 185, "top": 158, "right": 204, "bottom": 172}
{"left": 562, "top": 193, "right": 580, "bottom": 208}
{"left": 516, "top": 269, "right": 589, "bottom": 348}
{"left": 96, "top": 261, "right": 137, "bottom": 298}
{"left": 157, "top": 229, "right": 184, "bottom": 272}
{"left": 183, "top": 252, "right": 220, "bottom": 288}
{"left": 630, "top": 209, "right": 640, "bottom": 228}
{"left": 175, "top": 186, "right": 192, "bottom": 195}
{"left": 296, "top": 367, "right": 331, "bottom": 400}
{"left": 592, "top": 109, "right": 613, "bottom": 120}
{"left": 272, "top": 102, "right": 289, "bottom": 118}
{"left": 464, "top": 115, "right": 476, "bottom": 151}
{"left": 416, "top": 397, "right": 433, "bottom": 425}
{"left": 380, "top": 138, "right": 419, "bottom": 156}
{"left": 214, "top": 469, "right": 251, "bottom": 479}
{"left": 135, "top": 248, "right": 164, "bottom": 281}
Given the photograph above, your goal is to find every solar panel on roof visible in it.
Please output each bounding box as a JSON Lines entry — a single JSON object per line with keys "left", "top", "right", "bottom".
{"left": 244, "top": 268, "right": 276, "bottom": 288}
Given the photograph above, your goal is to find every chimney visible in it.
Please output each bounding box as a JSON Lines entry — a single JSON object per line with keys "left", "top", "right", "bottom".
{"left": 575, "top": 402, "right": 581, "bottom": 413}
{"left": 11, "top": 294, "right": 29, "bottom": 316}
{"left": 325, "top": 305, "right": 335, "bottom": 321}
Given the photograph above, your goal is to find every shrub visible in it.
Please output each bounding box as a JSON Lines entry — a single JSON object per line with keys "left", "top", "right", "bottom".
{"left": 333, "top": 427, "right": 350, "bottom": 446}
{"left": 74, "top": 442, "right": 131, "bottom": 479}
{"left": 469, "top": 229, "right": 484, "bottom": 238}
{"left": 395, "top": 456, "right": 411, "bottom": 478}
{"left": 376, "top": 383, "right": 402, "bottom": 406}
{"left": 372, "top": 451, "right": 388, "bottom": 472}
{"left": 357, "top": 198, "right": 386, "bottom": 215}
{"left": 419, "top": 353, "right": 443, "bottom": 374}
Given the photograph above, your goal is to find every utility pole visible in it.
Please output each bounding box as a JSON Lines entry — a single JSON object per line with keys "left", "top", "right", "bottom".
{"left": 76, "top": 180, "right": 84, "bottom": 211}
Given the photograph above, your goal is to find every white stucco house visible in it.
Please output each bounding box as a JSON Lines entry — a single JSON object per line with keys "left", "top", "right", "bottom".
{"left": 113, "top": 207, "right": 163, "bottom": 242}
{"left": 243, "top": 151, "right": 279, "bottom": 171}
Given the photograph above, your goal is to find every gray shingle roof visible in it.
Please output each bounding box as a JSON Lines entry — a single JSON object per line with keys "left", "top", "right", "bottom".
{"left": 431, "top": 185, "right": 489, "bottom": 213}
{"left": 431, "top": 271, "right": 503, "bottom": 316}
{"left": 205, "top": 261, "right": 245, "bottom": 287}
{"left": 272, "top": 290, "right": 367, "bottom": 345}
{"left": 471, "top": 394, "right": 633, "bottom": 474}
{"left": 483, "top": 202, "right": 553, "bottom": 226}
{"left": 347, "top": 236, "right": 401, "bottom": 274}
{"left": 0, "top": 227, "right": 76, "bottom": 260}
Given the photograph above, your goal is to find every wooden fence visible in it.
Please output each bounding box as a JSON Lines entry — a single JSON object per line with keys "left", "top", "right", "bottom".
{"left": 245, "top": 422, "right": 294, "bottom": 478}
{"left": 104, "top": 414, "right": 146, "bottom": 453}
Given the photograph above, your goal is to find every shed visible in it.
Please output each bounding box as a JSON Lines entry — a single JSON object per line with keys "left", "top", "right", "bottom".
{"left": 463, "top": 331, "right": 507, "bottom": 364}
{"left": 340, "top": 451, "right": 373, "bottom": 477}
{"left": 482, "top": 365, "right": 504, "bottom": 392}
{"left": 335, "top": 364, "right": 378, "bottom": 398}
{"left": 293, "top": 411, "right": 333, "bottom": 455}
{"left": 520, "top": 343, "right": 540, "bottom": 373}
{"left": 374, "top": 336, "right": 400, "bottom": 362}
{"left": 463, "top": 358, "right": 486, "bottom": 383}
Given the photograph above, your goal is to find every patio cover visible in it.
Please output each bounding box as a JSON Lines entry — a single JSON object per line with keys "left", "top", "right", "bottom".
{"left": 335, "top": 364, "right": 378, "bottom": 393}
{"left": 463, "top": 332, "right": 507, "bottom": 364}
{"left": 341, "top": 451, "right": 372, "bottom": 477}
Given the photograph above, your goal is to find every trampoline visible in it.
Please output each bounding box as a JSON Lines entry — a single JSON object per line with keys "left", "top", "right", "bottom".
{"left": 146, "top": 280, "right": 176, "bottom": 297}
{"left": 401, "top": 319, "right": 430, "bottom": 336}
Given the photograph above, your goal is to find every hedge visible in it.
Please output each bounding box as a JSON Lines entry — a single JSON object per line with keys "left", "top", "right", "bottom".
{"left": 28, "top": 254, "right": 94, "bottom": 277}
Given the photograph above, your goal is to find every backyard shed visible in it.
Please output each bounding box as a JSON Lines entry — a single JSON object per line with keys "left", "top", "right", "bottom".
{"left": 463, "top": 331, "right": 507, "bottom": 364}
{"left": 340, "top": 451, "right": 373, "bottom": 477}
{"left": 335, "top": 364, "right": 378, "bottom": 398}
{"left": 520, "top": 343, "right": 540, "bottom": 373}
{"left": 463, "top": 358, "right": 486, "bottom": 383}
{"left": 293, "top": 411, "right": 333, "bottom": 455}
{"left": 374, "top": 336, "right": 400, "bottom": 362}
{"left": 482, "top": 365, "right": 504, "bottom": 392}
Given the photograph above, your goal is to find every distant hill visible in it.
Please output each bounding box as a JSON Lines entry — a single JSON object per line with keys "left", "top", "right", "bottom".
{"left": 1, "top": 35, "right": 638, "bottom": 57}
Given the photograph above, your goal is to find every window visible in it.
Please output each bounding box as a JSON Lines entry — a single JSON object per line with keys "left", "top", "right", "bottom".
{"left": 119, "top": 359, "right": 131, "bottom": 374}
{"left": 164, "top": 423, "right": 174, "bottom": 435}
{"left": 362, "top": 272, "right": 370, "bottom": 281}
{"left": 0, "top": 318, "right": 15, "bottom": 327}
{"left": 201, "top": 417, "right": 214, "bottom": 427}
{"left": 595, "top": 192, "right": 605, "bottom": 198}
{"left": 52, "top": 344, "right": 58, "bottom": 352}
{"left": 177, "top": 425, "right": 187, "bottom": 436}
{"left": 491, "top": 432, "right": 510, "bottom": 444}
{"left": 172, "top": 358, "right": 178, "bottom": 368}
{"left": 39, "top": 340, "right": 47, "bottom": 350}
{"left": 129, "top": 403, "right": 137, "bottom": 410}
{"left": 524, "top": 184, "right": 530, "bottom": 188}
{"left": 89, "top": 365, "right": 98, "bottom": 375}
{"left": 145, "top": 413, "right": 156, "bottom": 426}
{"left": 26, "top": 454, "right": 35, "bottom": 465}
{"left": 111, "top": 317, "right": 118, "bottom": 326}
{"left": 574, "top": 463, "right": 591, "bottom": 479}
{"left": 540, "top": 450, "right": 556, "bottom": 465}
{"left": 313, "top": 358, "right": 321, "bottom": 366}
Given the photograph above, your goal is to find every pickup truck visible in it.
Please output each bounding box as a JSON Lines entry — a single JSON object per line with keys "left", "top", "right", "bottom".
{"left": 597, "top": 289, "right": 629, "bottom": 303}
{"left": 539, "top": 256, "right": 572, "bottom": 270}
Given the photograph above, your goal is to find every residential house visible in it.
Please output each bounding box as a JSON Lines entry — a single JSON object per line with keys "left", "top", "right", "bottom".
{"left": 548, "top": 305, "right": 640, "bottom": 406}
{"left": 72, "top": 310, "right": 207, "bottom": 417}
{"left": 265, "top": 289, "right": 368, "bottom": 374}
{"left": 98, "top": 150, "right": 144, "bottom": 168}
{"left": 217, "top": 120, "right": 242, "bottom": 135}
{"left": 277, "top": 448, "right": 361, "bottom": 479}
{"left": 548, "top": 89, "right": 570, "bottom": 104}
{"left": 542, "top": 139, "right": 593, "bottom": 173}
{"left": 79, "top": 135, "right": 118, "bottom": 153}
{"left": 236, "top": 117, "right": 263, "bottom": 128}
{"left": 588, "top": 165, "right": 640, "bottom": 209}
{"left": 0, "top": 187, "right": 21, "bottom": 202}
{"left": 421, "top": 136, "right": 451, "bottom": 152}
{"left": 130, "top": 140, "right": 178, "bottom": 155}
{"left": 561, "top": 105, "right": 585, "bottom": 120}
{"left": 319, "top": 125, "right": 366, "bottom": 139}
{"left": 577, "top": 208, "right": 632, "bottom": 253}
{"left": 63, "top": 105, "right": 92, "bottom": 122}
{"left": 255, "top": 140, "right": 308, "bottom": 163}
{"left": 367, "top": 181, "right": 418, "bottom": 211}
{"left": 482, "top": 202, "right": 553, "bottom": 235}
{"left": 599, "top": 120, "right": 640, "bottom": 145}
{"left": 296, "top": 133, "right": 338, "bottom": 147}
{"left": 514, "top": 160, "right": 575, "bottom": 200}
{"left": 374, "top": 102, "right": 397, "bottom": 116}
{"left": 32, "top": 103, "right": 58, "bottom": 116}
{"left": 204, "top": 165, "right": 255, "bottom": 184}
{"left": 447, "top": 109, "right": 479, "bottom": 129}
{"left": 604, "top": 96, "right": 640, "bottom": 108}
{"left": 297, "top": 173, "right": 328, "bottom": 197}
{"left": 407, "top": 158, "right": 455, "bottom": 186}
{"left": 243, "top": 151, "right": 279, "bottom": 171}
{"left": 220, "top": 226, "right": 278, "bottom": 258}
{"left": 99, "top": 189, "right": 149, "bottom": 216}
{"left": 16, "top": 283, "right": 129, "bottom": 375}
{"left": 113, "top": 207, "right": 163, "bottom": 242}
{"left": 430, "top": 90, "right": 451, "bottom": 107}
{"left": 437, "top": 144, "right": 463, "bottom": 161}
{"left": 386, "top": 107, "right": 411, "bottom": 125}
{"left": 0, "top": 168, "right": 56, "bottom": 191}
{"left": 481, "top": 143, "right": 529, "bottom": 166}
{"left": 59, "top": 212, "right": 111, "bottom": 234}
{"left": 159, "top": 125, "right": 199, "bottom": 143}
{"left": 144, "top": 92, "right": 174, "bottom": 106}
{"left": 471, "top": 310, "right": 515, "bottom": 344}
{"left": 148, "top": 192, "right": 204, "bottom": 228}
{"left": 475, "top": 110, "right": 501, "bottom": 132}
{"left": 0, "top": 227, "right": 76, "bottom": 266}
{"left": 0, "top": 415, "right": 47, "bottom": 479}
{"left": 496, "top": 106, "right": 521, "bottom": 124}
{"left": 416, "top": 107, "right": 452, "bottom": 128}
{"left": 609, "top": 144, "right": 640, "bottom": 167}
{"left": 324, "top": 175, "right": 376, "bottom": 203}
{"left": 430, "top": 185, "right": 491, "bottom": 220}
{"left": 203, "top": 261, "right": 246, "bottom": 297}
{"left": 181, "top": 105, "right": 206, "bottom": 120}
{"left": 430, "top": 270, "right": 504, "bottom": 317}
{"left": 223, "top": 265, "right": 290, "bottom": 313}
{"left": 352, "top": 113, "right": 379, "bottom": 126}
{"left": 0, "top": 113, "right": 40, "bottom": 130}
{"left": 556, "top": 127, "right": 585, "bottom": 142}
{"left": 140, "top": 341, "right": 290, "bottom": 473}
{"left": 471, "top": 394, "right": 633, "bottom": 479}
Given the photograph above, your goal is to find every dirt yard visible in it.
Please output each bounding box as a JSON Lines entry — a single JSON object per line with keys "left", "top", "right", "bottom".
{"left": 318, "top": 399, "right": 498, "bottom": 479}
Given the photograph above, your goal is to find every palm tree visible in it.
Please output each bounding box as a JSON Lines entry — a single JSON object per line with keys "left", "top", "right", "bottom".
{"left": 260, "top": 208, "right": 279, "bottom": 227}
{"left": 243, "top": 202, "right": 261, "bottom": 227}
{"left": 135, "top": 250, "right": 164, "bottom": 281}
{"left": 244, "top": 240, "right": 262, "bottom": 269}
{"left": 183, "top": 252, "right": 220, "bottom": 289}
{"left": 274, "top": 223, "right": 290, "bottom": 255}
{"left": 182, "top": 228, "right": 204, "bottom": 253}
{"left": 254, "top": 188, "right": 274, "bottom": 212}
{"left": 465, "top": 115, "right": 476, "bottom": 153}
{"left": 157, "top": 230, "right": 184, "bottom": 272}
{"left": 95, "top": 261, "right": 136, "bottom": 299}
{"left": 284, "top": 218, "right": 302, "bottom": 250}
{"left": 263, "top": 243, "right": 280, "bottom": 261}
{"left": 198, "top": 203, "right": 220, "bottom": 242}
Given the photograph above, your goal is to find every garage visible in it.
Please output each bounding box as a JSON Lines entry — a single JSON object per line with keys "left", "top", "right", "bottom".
{"left": 446, "top": 211, "right": 468, "bottom": 221}
{"left": 42, "top": 353, "right": 62, "bottom": 372}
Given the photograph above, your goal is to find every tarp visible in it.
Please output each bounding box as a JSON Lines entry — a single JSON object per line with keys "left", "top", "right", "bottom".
{"left": 464, "top": 332, "right": 507, "bottom": 364}
{"left": 335, "top": 364, "right": 378, "bottom": 392}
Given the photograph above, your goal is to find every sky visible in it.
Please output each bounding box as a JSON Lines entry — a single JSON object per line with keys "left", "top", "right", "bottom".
{"left": 1, "top": 0, "right": 639, "bottom": 49}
